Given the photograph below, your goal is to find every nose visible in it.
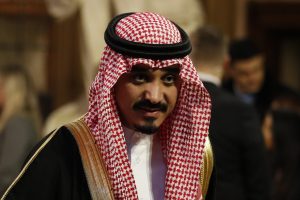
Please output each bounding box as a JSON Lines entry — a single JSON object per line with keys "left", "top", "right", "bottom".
{"left": 144, "top": 82, "right": 163, "bottom": 104}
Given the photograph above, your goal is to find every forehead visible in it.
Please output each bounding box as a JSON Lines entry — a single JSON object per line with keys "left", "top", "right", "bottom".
{"left": 130, "top": 64, "right": 181, "bottom": 74}
{"left": 233, "top": 55, "right": 264, "bottom": 69}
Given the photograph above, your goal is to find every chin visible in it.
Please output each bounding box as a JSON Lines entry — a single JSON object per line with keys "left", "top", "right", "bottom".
{"left": 134, "top": 124, "right": 159, "bottom": 135}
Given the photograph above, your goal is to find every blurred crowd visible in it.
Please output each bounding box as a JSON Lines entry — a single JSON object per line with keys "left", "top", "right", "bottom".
{"left": 0, "top": 0, "right": 300, "bottom": 199}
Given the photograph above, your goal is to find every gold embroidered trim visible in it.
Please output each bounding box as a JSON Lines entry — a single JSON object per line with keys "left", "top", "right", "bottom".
{"left": 65, "top": 118, "right": 115, "bottom": 200}
{"left": 200, "top": 137, "right": 214, "bottom": 199}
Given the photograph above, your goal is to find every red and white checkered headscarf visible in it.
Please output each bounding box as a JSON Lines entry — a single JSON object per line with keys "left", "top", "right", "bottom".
{"left": 85, "top": 12, "right": 211, "bottom": 199}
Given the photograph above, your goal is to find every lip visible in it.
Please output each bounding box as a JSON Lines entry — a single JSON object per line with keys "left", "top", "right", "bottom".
{"left": 139, "top": 109, "right": 161, "bottom": 118}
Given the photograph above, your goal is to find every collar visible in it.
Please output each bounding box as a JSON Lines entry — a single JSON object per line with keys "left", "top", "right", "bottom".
{"left": 233, "top": 84, "right": 255, "bottom": 104}
{"left": 122, "top": 126, "right": 166, "bottom": 200}
{"left": 123, "top": 126, "right": 155, "bottom": 159}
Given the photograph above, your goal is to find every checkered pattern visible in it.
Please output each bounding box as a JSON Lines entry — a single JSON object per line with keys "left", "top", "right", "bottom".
{"left": 85, "top": 12, "right": 211, "bottom": 199}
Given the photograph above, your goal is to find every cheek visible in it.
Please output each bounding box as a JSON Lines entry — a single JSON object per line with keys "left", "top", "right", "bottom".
{"left": 257, "top": 71, "right": 265, "bottom": 82}
{"left": 236, "top": 75, "right": 247, "bottom": 84}
{"left": 115, "top": 85, "right": 139, "bottom": 111}
{"left": 233, "top": 72, "right": 245, "bottom": 83}
{"left": 166, "top": 87, "right": 179, "bottom": 110}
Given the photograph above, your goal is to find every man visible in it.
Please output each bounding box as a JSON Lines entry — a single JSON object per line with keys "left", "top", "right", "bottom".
{"left": 222, "top": 38, "right": 293, "bottom": 120}
{"left": 1, "top": 12, "right": 213, "bottom": 199}
{"left": 190, "top": 26, "right": 270, "bottom": 200}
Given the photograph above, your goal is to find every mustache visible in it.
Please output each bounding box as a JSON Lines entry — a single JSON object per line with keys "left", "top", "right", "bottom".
{"left": 133, "top": 100, "right": 168, "bottom": 112}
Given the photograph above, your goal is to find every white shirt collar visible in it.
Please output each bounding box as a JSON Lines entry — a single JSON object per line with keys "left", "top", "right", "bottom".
{"left": 123, "top": 126, "right": 166, "bottom": 200}
{"left": 233, "top": 84, "right": 255, "bottom": 105}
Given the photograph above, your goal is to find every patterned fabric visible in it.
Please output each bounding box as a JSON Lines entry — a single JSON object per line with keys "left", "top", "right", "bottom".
{"left": 84, "top": 12, "right": 211, "bottom": 199}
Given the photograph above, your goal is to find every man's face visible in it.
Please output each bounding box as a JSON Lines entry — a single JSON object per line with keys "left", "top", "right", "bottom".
{"left": 114, "top": 64, "right": 181, "bottom": 134}
{"left": 231, "top": 55, "right": 265, "bottom": 94}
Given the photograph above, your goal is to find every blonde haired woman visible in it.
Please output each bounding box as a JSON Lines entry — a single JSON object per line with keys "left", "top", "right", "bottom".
{"left": 0, "top": 64, "right": 41, "bottom": 196}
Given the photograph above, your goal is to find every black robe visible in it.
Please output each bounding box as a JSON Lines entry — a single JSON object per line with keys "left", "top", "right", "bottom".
{"left": 2, "top": 127, "right": 92, "bottom": 200}
{"left": 2, "top": 125, "right": 216, "bottom": 200}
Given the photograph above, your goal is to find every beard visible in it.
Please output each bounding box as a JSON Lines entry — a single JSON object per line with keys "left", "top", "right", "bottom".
{"left": 134, "top": 124, "right": 159, "bottom": 135}
{"left": 134, "top": 116, "right": 159, "bottom": 135}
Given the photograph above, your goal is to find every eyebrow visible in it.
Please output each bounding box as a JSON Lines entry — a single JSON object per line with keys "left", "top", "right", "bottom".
{"left": 131, "top": 65, "right": 180, "bottom": 74}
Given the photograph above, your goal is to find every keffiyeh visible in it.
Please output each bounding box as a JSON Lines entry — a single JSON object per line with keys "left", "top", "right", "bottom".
{"left": 85, "top": 12, "right": 211, "bottom": 199}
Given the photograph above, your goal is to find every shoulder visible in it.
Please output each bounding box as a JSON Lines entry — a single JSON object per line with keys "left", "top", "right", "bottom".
{"left": 2, "top": 126, "right": 91, "bottom": 199}
{"left": 28, "top": 126, "right": 79, "bottom": 162}
{"left": 210, "top": 85, "right": 250, "bottom": 111}
{"left": 8, "top": 126, "right": 81, "bottom": 182}
{"left": 221, "top": 79, "right": 234, "bottom": 92}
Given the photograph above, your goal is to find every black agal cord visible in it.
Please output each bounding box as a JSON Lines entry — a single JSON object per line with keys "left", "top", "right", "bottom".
{"left": 104, "top": 12, "right": 192, "bottom": 60}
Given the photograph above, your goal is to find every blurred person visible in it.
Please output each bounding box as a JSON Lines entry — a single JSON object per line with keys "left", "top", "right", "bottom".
{"left": 42, "top": 65, "right": 99, "bottom": 135}
{"left": 271, "top": 109, "right": 300, "bottom": 200}
{"left": 261, "top": 91, "right": 300, "bottom": 169}
{"left": 262, "top": 91, "right": 300, "bottom": 152}
{"left": 222, "top": 38, "right": 294, "bottom": 120}
{"left": 191, "top": 26, "right": 271, "bottom": 200}
{"left": 42, "top": 94, "right": 87, "bottom": 135}
{"left": 1, "top": 12, "right": 215, "bottom": 199}
{"left": 261, "top": 94, "right": 300, "bottom": 200}
{"left": 0, "top": 64, "right": 41, "bottom": 196}
{"left": 270, "top": 91, "right": 300, "bottom": 113}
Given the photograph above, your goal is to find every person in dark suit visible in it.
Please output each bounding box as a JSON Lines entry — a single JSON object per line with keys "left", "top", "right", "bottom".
{"left": 222, "top": 38, "right": 295, "bottom": 121}
{"left": 190, "top": 26, "right": 271, "bottom": 200}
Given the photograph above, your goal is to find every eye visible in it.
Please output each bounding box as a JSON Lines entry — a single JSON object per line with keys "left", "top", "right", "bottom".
{"left": 162, "top": 74, "right": 177, "bottom": 85}
{"left": 132, "top": 73, "right": 148, "bottom": 84}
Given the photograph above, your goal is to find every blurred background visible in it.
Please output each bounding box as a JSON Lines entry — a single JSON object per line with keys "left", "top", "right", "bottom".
{"left": 0, "top": 0, "right": 300, "bottom": 198}
{"left": 0, "top": 0, "right": 299, "bottom": 121}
